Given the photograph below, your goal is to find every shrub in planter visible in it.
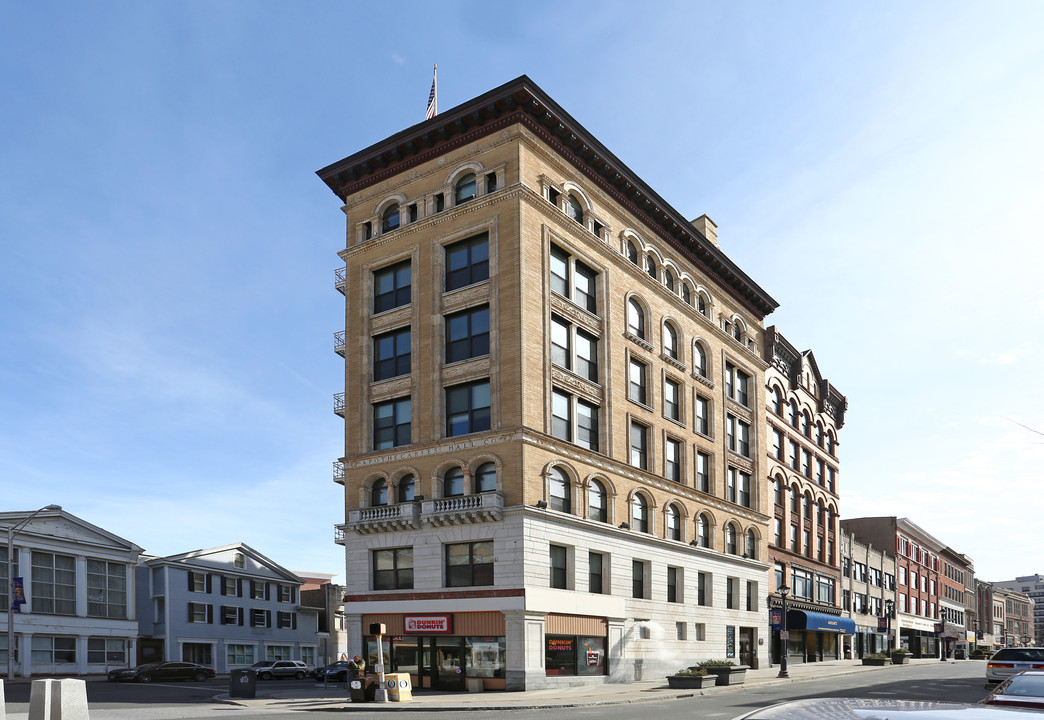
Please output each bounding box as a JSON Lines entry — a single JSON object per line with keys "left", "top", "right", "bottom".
{"left": 666, "top": 667, "right": 713, "bottom": 689}
{"left": 698, "top": 660, "right": 748, "bottom": 685}
{"left": 891, "top": 650, "right": 911, "bottom": 664}
{"left": 862, "top": 653, "right": 890, "bottom": 666}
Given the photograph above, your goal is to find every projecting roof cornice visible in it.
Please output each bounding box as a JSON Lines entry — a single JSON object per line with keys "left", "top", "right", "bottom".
{"left": 317, "top": 75, "right": 778, "bottom": 319}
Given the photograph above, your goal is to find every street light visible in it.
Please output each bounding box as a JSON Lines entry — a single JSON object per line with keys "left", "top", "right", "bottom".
{"left": 6, "top": 504, "right": 62, "bottom": 680}
{"left": 778, "top": 584, "right": 790, "bottom": 679}
{"left": 885, "top": 599, "right": 895, "bottom": 653}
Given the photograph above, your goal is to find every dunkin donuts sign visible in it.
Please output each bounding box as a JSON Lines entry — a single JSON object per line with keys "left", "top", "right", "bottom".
{"left": 404, "top": 614, "right": 453, "bottom": 634}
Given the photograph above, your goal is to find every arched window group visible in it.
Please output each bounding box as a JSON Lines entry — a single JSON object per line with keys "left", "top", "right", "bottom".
{"left": 365, "top": 460, "right": 500, "bottom": 507}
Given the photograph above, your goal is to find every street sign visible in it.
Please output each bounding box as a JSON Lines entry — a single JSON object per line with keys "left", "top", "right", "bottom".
{"left": 780, "top": 631, "right": 789, "bottom": 639}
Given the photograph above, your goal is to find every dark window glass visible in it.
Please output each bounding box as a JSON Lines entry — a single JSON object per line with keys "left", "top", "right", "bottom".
{"left": 552, "top": 390, "right": 571, "bottom": 442}
{"left": 446, "top": 541, "right": 494, "bottom": 587}
{"left": 576, "top": 399, "right": 598, "bottom": 451}
{"left": 455, "top": 173, "right": 477, "bottom": 204}
{"left": 370, "top": 480, "right": 388, "bottom": 507}
{"left": 630, "top": 422, "right": 647, "bottom": 470}
{"left": 588, "top": 480, "right": 607, "bottom": 522}
{"left": 397, "top": 474, "right": 415, "bottom": 503}
{"left": 476, "top": 462, "right": 497, "bottom": 493}
{"left": 566, "top": 194, "right": 584, "bottom": 224}
{"left": 373, "top": 398, "right": 411, "bottom": 449}
{"left": 550, "top": 545, "right": 568, "bottom": 589}
{"left": 632, "top": 559, "right": 645, "bottom": 598}
{"left": 443, "top": 467, "right": 464, "bottom": 497}
{"left": 374, "top": 548, "right": 413, "bottom": 590}
{"left": 446, "top": 306, "right": 490, "bottom": 363}
{"left": 549, "top": 467, "right": 571, "bottom": 513}
{"left": 667, "top": 566, "right": 679, "bottom": 602}
{"left": 374, "top": 261, "right": 411, "bottom": 313}
{"left": 446, "top": 380, "right": 491, "bottom": 437}
{"left": 588, "top": 552, "right": 604, "bottom": 593}
{"left": 382, "top": 204, "right": 400, "bottom": 233}
{"left": 575, "top": 328, "right": 597, "bottom": 381}
{"left": 631, "top": 494, "right": 649, "bottom": 532}
{"left": 445, "top": 234, "right": 489, "bottom": 292}
{"left": 373, "top": 328, "right": 411, "bottom": 380}
{"left": 627, "top": 241, "right": 639, "bottom": 265}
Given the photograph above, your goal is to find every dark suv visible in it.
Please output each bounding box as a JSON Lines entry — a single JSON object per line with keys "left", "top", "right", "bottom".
{"left": 250, "top": 660, "right": 309, "bottom": 680}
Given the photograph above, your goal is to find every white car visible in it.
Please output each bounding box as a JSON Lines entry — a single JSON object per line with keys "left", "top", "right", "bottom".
{"left": 986, "top": 648, "right": 1044, "bottom": 685}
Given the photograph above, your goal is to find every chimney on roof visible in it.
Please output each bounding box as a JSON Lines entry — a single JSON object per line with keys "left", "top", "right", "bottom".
{"left": 691, "top": 214, "right": 718, "bottom": 247}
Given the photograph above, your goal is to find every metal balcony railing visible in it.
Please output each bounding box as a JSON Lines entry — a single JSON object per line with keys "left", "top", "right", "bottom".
{"left": 334, "top": 331, "right": 346, "bottom": 357}
{"left": 335, "top": 266, "right": 347, "bottom": 295}
{"left": 333, "top": 393, "right": 345, "bottom": 417}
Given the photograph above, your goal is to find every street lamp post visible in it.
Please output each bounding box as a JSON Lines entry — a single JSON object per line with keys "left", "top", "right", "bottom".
{"left": 778, "top": 584, "right": 790, "bottom": 679}
{"left": 6, "top": 504, "right": 62, "bottom": 680}
{"left": 885, "top": 599, "right": 895, "bottom": 653}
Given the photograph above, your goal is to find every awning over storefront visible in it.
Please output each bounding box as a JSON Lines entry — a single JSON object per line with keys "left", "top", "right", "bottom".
{"left": 787, "top": 610, "right": 856, "bottom": 634}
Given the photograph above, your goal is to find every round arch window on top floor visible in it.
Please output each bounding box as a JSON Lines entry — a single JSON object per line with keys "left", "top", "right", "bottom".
{"left": 663, "top": 323, "right": 679, "bottom": 360}
{"left": 627, "top": 240, "right": 639, "bottom": 265}
{"left": 455, "top": 173, "right": 477, "bottom": 204}
{"left": 664, "top": 269, "right": 675, "bottom": 292}
{"left": 382, "top": 203, "right": 400, "bottom": 233}
{"left": 566, "top": 193, "right": 584, "bottom": 224}
{"left": 627, "top": 298, "right": 646, "bottom": 339}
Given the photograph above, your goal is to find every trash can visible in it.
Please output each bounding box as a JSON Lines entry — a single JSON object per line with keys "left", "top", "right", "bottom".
{"left": 349, "top": 676, "right": 372, "bottom": 703}
{"left": 385, "top": 673, "right": 413, "bottom": 702}
{"left": 229, "top": 669, "right": 257, "bottom": 699}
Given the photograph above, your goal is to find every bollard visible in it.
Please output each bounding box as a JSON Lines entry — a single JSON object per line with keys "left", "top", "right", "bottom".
{"left": 29, "top": 678, "right": 90, "bottom": 720}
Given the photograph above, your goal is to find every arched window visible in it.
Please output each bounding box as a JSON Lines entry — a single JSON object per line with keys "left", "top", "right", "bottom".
{"left": 746, "top": 529, "right": 757, "bottom": 559}
{"left": 566, "top": 193, "right": 584, "bottom": 224}
{"left": 397, "top": 474, "right": 415, "bottom": 503}
{"left": 696, "top": 513, "right": 711, "bottom": 548}
{"left": 663, "top": 323, "right": 679, "bottom": 360}
{"left": 627, "top": 299, "right": 645, "bottom": 339}
{"left": 681, "top": 283, "right": 692, "bottom": 305}
{"left": 826, "top": 433, "right": 836, "bottom": 454}
{"left": 789, "top": 401, "right": 799, "bottom": 427}
{"left": 815, "top": 422, "right": 825, "bottom": 447}
{"left": 804, "top": 493, "right": 813, "bottom": 519}
{"left": 455, "top": 173, "right": 477, "bottom": 204}
{"left": 370, "top": 479, "right": 388, "bottom": 507}
{"left": 443, "top": 466, "right": 464, "bottom": 497}
{"left": 631, "top": 494, "right": 649, "bottom": 533}
{"left": 381, "top": 204, "right": 400, "bottom": 233}
{"left": 774, "top": 479, "right": 783, "bottom": 506}
{"left": 817, "top": 501, "right": 825, "bottom": 525}
{"left": 549, "top": 467, "right": 570, "bottom": 513}
{"left": 693, "top": 342, "right": 708, "bottom": 377}
{"left": 646, "top": 255, "right": 657, "bottom": 280}
{"left": 626, "top": 241, "right": 639, "bottom": 265}
{"left": 666, "top": 504, "right": 681, "bottom": 541}
{"left": 664, "top": 269, "right": 674, "bottom": 291}
{"left": 725, "top": 523, "right": 738, "bottom": 555}
{"left": 801, "top": 411, "right": 812, "bottom": 437}
{"left": 790, "top": 486, "right": 799, "bottom": 513}
{"left": 772, "top": 387, "right": 784, "bottom": 415}
{"left": 697, "top": 293, "right": 708, "bottom": 316}
{"left": 476, "top": 462, "right": 497, "bottom": 493}
{"left": 588, "top": 480, "right": 607, "bottom": 522}
{"left": 732, "top": 321, "right": 743, "bottom": 341}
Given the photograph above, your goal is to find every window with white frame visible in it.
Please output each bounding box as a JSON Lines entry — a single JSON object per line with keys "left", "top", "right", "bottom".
{"left": 86, "top": 559, "right": 127, "bottom": 619}
{"left": 726, "top": 414, "right": 751, "bottom": 457}
{"left": 727, "top": 467, "right": 751, "bottom": 507}
{"left": 628, "top": 358, "right": 648, "bottom": 405}
{"left": 629, "top": 421, "right": 648, "bottom": 470}
{"left": 266, "top": 645, "right": 292, "bottom": 661}
{"left": 227, "top": 644, "right": 255, "bottom": 666}
{"left": 695, "top": 394, "right": 710, "bottom": 436}
{"left": 724, "top": 362, "right": 750, "bottom": 407}
{"left": 696, "top": 450, "right": 710, "bottom": 493}
{"left": 664, "top": 377, "right": 681, "bottom": 421}
{"left": 31, "top": 636, "right": 75, "bottom": 664}
{"left": 87, "top": 638, "right": 125, "bottom": 664}
{"left": 550, "top": 244, "right": 597, "bottom": 313}
{"left": 665, "top": 437, "right": 682, "bottom": 483}
{"left": 31, "top": 552, "right": 76, "bottom": 615}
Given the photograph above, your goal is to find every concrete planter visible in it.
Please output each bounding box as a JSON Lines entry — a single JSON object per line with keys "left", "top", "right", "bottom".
{"left": 700, "top": 665, "right": 748, "bottom": 686}
{"left": 667, "top": 674, "right": 715, "bottom": 689}
{"left": 890, "top": 653, "right": 911, "bottom": 665}
{"left": 862, "top": 657, "right": 890, "bottom": 666}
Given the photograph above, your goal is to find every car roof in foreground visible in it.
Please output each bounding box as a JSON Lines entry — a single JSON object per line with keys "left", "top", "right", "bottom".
{"left": 736, "top": 698, "right": 1043, "bottom": 720}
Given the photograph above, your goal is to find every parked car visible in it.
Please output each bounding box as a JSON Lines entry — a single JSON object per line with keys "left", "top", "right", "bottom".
{"left": 316, "top": 660, "right": 351, "bottom": 682}
{"left": 986, "top": 648, "right": 1044, "bottom": 685}
{"left": 107, "top": 661, "right": 215, "bottom": 683}
{"left": 984, "top": 671, "right": 1044, "bottom": 710}
{"left": 733, "top": 698, "right": 1041, "bottom": 720}
{"left": 250, "top": 660, "right": 309, "bottom": 680}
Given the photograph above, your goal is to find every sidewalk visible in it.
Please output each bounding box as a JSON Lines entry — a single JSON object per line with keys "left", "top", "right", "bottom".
{"left": 220, "top": 657, "right": 965, "bottom": 712}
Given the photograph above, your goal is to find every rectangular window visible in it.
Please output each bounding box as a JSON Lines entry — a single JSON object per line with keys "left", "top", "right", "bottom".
{"left": 697, "top": 572, "right": 710, "bottom": 606}
{"left": 789, "top": 441, "right": 800, "bottom": 470}
{"left": 373, "top": 328, "right": 411, "bottom": 380}
{"left": 726, "top": 467, "right": 751, "bottom": 507}
{"left": 631, "top": 560, "right": 646, "bottom": 599}
{"left": 576, "top": 399, "right": 598, "bottom": 451}
{"left": 817, "top": 576, "right": 836, "bottom": 604}
{"left": 266, "top": 645, "right": 291, "bottom": 661}
{"left": 222, "top": 576, "right": 241, "bottom": 596}
{"left": 446, "top": 306, "right": 490, "bottom": 363}
{"left": 374, "top": 260, "right": 411, "bottom": 313}
{"left": 628, "top": 358, "right": 647, "bottom": 405}
{"left": 277, "top": 611, "right": 297, "bottom": 629}
{"left": 550, "top": 545, "right": 568, "bottom": 589}
{"left": 251, "top": 580, "right": 267, "bottom": 600}
{"left": 374, "top": 547, "right": 414, "bottom": 590}
{"left": 696, "top": 451, "right": 710, "bottom": 493}
{"left": 278, "top": 585, "right": 294, "bottom": 603}
{"left": 0, "top": 547, "right": 8, "bottom": 593}
{"left": 676, "top": 622, "right": 686, "bottom": 640}
{"left": 31, "top": 636, "right": 75, "bottom": 664}
{"left": 725, "top": 362, "right": 750, "bottom": 407}
{"left": 446, "top": 380, "right": 491, "bottom": 436}
{"left": 629, "top": 421, "right": 648, "bottom": 470}
{"left": 550, "top": 245, "right": 569, "bottom": 297}
{"left": 726, "top": 577, "right": 738, "bottom": 609}
{"left": 550, "top": 244, "right": 598, "bottom": 312}
{"left": 667, "top": 566, "right": 681, "bottom": 603}
{"left": 227, "top": 644, "right": 255, "bottom": 666}
{"left": 552, "top": 389, "right": 572, "bottom": 442}
{"left": 445, "top": 233, "right": 489, "bottom": 292}
{"left": 31, "top": 552, "right": 76, "bottom": 615}
{"left": 693, "top": 623, "right": 706, "bottom": 641}
{"left": 774, "top": 518, "right": 783, "bottom": 546}
{"left": 250, "top": 609, "right": 271, "bottom": 628}
{"left": 188, "top": 602, "right": 212, "bottom": 623}
{"left": 792, "top": 570, "right": 812, "bottom": 600}
{"left": 664, "top": 437, "right": 682, "bottom": 483}
{"left": 221, "top": 606, "right": 243, "bottom": 625}
{"left": 446, "top": 541, "right": 494, "bottom": 587}
{"left": 694, "top": 395, "right": 710, "bottom": 435}
{"left": 746, "top": 581, "right": 757, "bottom": 611}
{"left": 374, "top": 397, "right": 411, "bottom": 449}
{"left": 87, "top": 637, "right": 125, "bottom": 665}
{"left": 588, "top": 552, "right": 605, "bottom": 594}
{"left": 573, "top": 261, "right": 597, "bottom": 313}
{"left": 664, "top": 378, "right": 681, "bottom": 421}
{"left": 551, "top": 315, "right": 571, "bottom": 370}
{"left": 790, "top": 524, "right": 799, "bottom": 553}
{"left": 772, "top": 428, "right": 784, "bottom": 459}
{"left": 86, "top": 559, "right": 127, "bottom": 619}
{"left": 575, "top": 328, "right": 598, "bottom": 382}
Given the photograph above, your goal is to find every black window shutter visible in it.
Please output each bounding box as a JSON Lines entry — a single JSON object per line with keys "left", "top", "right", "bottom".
{"left": 187, "top": 604, "right": 194, "bottom": 621}
{"left": 220, "top": 576, "right": 226, "bottom": 596}
{"left": 187, "top": 571, "right": 194, "bottom": 591}
{"left": 291, "top": 613, "right": 297, "bottom": 630}
{"left": 266, "top": 610, "right": 271, "bottom": 627}
{"left": 207, "top": 605, "right": 213, "bottom": 624}
{"left": 219, "top": 606, "right": 227, "bottom": 624}
{"left": 265, "top": 583, "right": 270, "bottom": 601}
{"left": 206, "top": 574, "right": 212, "bottom": 593}
{"left": 238, "top": 607, "right": 244, "bottom": 626}
{"left": 291, "top": 586, "right": 297, "bottom": 603}
{"left": 250, "top": 580, "right": 256, "bottom": 597}
{"left": 237, "top": 579, "right": 243, "bottom": 597}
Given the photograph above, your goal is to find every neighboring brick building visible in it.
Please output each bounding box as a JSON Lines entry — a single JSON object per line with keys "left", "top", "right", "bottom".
{"left": 994, "top": 587, "right": 1034, "bottom": 647}
{"left": 993, "top": 574, "right": 1043, "bottom": 646}
{"left": 839, "top": 530, "right": 896, "bottom": 657}
{"left": 319, "top": 76, "right": 782, "bottom": 690}
{"left": 939, "top": 547, "right": 975, "bottom": 657}
{"left": 764, "top": 329, "right": 848, "bottom": 664}
{"left": 840, "top": 517, "right": 948, "bottom": 658}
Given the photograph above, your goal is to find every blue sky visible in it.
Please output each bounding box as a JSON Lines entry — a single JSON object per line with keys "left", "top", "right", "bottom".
{"left": 3, "top": 2, "right": 1042, "bottom": 583}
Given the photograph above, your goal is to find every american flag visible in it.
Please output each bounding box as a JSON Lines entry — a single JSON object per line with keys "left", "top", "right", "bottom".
{"left": 425, "top": 65, "right": 438, "bottom": 119}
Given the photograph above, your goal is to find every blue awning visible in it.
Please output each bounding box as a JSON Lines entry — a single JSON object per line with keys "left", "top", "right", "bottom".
{"left": 787, "top": 610, "right": 856, "bottom": 634}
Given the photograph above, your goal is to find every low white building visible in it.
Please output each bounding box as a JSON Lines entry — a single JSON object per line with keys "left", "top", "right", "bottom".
{"left": 1, "top": 506, "right": 143, "bottom": 676}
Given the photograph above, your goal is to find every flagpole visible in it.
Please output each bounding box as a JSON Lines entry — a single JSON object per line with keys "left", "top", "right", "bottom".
{"left": 433, "top": 64, "right": 438, "bottom": 116}
{"left": 426, "top": 64, "right": 438, "bottom": 119}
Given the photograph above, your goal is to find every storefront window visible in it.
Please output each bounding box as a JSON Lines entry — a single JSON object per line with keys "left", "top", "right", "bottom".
{"left": 466, "top": 636, "right": 505, "bottom": 678}
{"left": 545, "top": 634, "right": 606, "bottom": 676}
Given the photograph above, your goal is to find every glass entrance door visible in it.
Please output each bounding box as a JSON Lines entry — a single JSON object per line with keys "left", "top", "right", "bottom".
{"left": 434, "top": 642, "right": 465, "bottom": 691}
